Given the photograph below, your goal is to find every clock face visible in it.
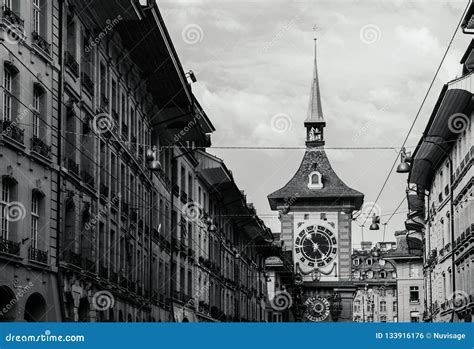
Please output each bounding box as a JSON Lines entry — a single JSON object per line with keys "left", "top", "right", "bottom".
{"left": 294, "top": 224, "right": 337, "bottom": 268}
{"left": 305, "top": 296, "right": 330, "bottom": 322}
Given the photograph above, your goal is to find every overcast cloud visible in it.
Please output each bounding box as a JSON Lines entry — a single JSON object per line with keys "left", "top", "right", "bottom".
{"left": 159, "top": 0, "right": 471, "bottom": 247}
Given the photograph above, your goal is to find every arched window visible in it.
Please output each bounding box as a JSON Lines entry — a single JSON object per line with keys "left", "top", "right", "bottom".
{"left": 307, "top": 171, "right": 323, "bottom": 189}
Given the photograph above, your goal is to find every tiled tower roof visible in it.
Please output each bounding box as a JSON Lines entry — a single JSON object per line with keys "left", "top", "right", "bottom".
{"left": 268, "top": 148, "right": 364, "bottom": 210}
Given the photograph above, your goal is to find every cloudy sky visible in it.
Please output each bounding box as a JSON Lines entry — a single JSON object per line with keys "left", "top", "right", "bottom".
{"left": 158, "top": 0, "right": 470, "bottom": 247}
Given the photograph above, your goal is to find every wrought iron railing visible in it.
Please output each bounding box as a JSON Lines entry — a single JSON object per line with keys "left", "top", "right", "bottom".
{"left": 0, "top": 237, "right": 20, "bottom": 256}
{"left": 28, "top": 246, "right": 48, "bottom": 263}
{"left": 31, "top": 31, "right": 50, "bottom": 54}
{"left": 31, "top": 136, "right": 51, "bottom": 158}
{"left": 1, "top": 120, "right": 24, "bottom": 144}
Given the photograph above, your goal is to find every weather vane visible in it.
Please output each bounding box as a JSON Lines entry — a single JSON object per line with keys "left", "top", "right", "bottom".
{"left": 312, "top": 25, "right": 319, "bottom": 40}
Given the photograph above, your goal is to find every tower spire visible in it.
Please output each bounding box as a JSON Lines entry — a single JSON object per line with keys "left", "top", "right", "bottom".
{"left": 305, "top": 38, "right": 324, "bottom": 123}
{"left": 305, "top": 39, "right": 326, "bottom": 147}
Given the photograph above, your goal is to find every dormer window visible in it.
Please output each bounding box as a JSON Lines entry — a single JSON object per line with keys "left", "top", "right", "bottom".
{"left": 308, "top": 171, "right": 323, "bottom": 189}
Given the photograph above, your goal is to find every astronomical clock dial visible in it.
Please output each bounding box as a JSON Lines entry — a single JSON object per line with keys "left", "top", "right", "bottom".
{"left": 304, "top": 296, "right": 330, "bottom": 322}
{"left": 294, "top": 223, "right": 337, "bottom": 269}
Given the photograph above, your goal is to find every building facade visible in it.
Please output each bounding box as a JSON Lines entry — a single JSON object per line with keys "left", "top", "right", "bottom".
{"left": 0, "top": 0, "right": 62, "bottom": 322}
{"left": 0, "top": 0, "right": 275, "bottom": 322}
{"left": 267, "top": 40, "right": 364, "bottom": 322}
{"left": 385, "top": 231, "right": 424, "bottom": 323}
{"left": 403, "top": 7, "right": 474, "bottom": 322}
{"left": 351, "top": 241, "right": 398, "bottom": 323}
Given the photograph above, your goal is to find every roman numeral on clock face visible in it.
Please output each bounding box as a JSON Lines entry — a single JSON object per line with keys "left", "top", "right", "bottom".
{"left": 294, "top": 224, "right": 338, "bottom": 269}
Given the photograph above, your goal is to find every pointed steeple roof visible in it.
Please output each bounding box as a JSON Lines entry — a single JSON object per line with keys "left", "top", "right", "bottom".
{"left": 268, "top": 40, "right": 364, "bottom": 211}
{"left": 305, "top": 39, "right": 324, "bottom": 123}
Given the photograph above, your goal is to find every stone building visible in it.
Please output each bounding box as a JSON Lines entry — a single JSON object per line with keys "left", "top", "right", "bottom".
{"left": 401, "top": 6, "right": 474, "bottom": 322}
{"left": 267, "top": 39, "right": 364, "bottom": 322}
{"left": 385, "top": 231, "right": 424, "bottom": 323}
{"left": 0, "top": 0, "right": 62, "bottom": 322}
{"left": 0, "top": 0, "right": 274, "bottom": 322}
{"left": 351, "top": 242, "right": 398, "bottom": 323}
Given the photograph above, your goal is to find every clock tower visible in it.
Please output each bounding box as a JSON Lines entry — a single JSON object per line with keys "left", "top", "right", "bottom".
{"left": 268, "top": 39, "right": 364, "bottom": 322}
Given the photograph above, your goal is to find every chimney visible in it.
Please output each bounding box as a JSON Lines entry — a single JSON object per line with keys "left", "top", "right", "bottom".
{"left": 360, "top": 241, "right": 372, "bottom": 251}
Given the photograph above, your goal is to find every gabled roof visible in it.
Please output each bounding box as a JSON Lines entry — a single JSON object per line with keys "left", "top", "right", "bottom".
{"left": 268, "top": 148, "right": 364, "bottom": 210}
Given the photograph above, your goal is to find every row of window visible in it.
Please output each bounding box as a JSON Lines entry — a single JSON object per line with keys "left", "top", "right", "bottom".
{"left": 354, "top": 300, "right": 397, "bottom": 313}
{"left": 352, "top": 270, "right": 397, "bottom": 279}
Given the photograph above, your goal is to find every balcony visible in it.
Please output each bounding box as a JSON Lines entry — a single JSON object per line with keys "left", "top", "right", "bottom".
{"left": 81, "top": 170, "right": 95, "bottom": 189}
{"left": 100, "top": 183, "right": 109, "bottom": 198}
{"left": 66, "top": 158, "right": 79, "bottom": 177}
{"left": 0, "top": 237, "right": 20, "bottom": 256}
{"left": 1, "top": 5, "right": 24, "bottom": 30}
{"left": 65, "top": 51, "right": 79, "bottom": 77}
{"left": 28, "top": 246, "right": 48, "bottom": 264}
{"left": 81, "top": 72, "right": 94, "bottom": 95}
{"left": 31, "top": 31, "right": 50, "bottom": 55}
{"left": 1, "top": 120, "right": 24, "bottom": 144}
{"left": 31, "top": 136, "right": 51, "bottom": 159}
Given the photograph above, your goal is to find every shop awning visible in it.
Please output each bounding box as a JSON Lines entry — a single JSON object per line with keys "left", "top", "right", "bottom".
{"left": 409, "top": 88, "right": 473, "bottom": 188}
